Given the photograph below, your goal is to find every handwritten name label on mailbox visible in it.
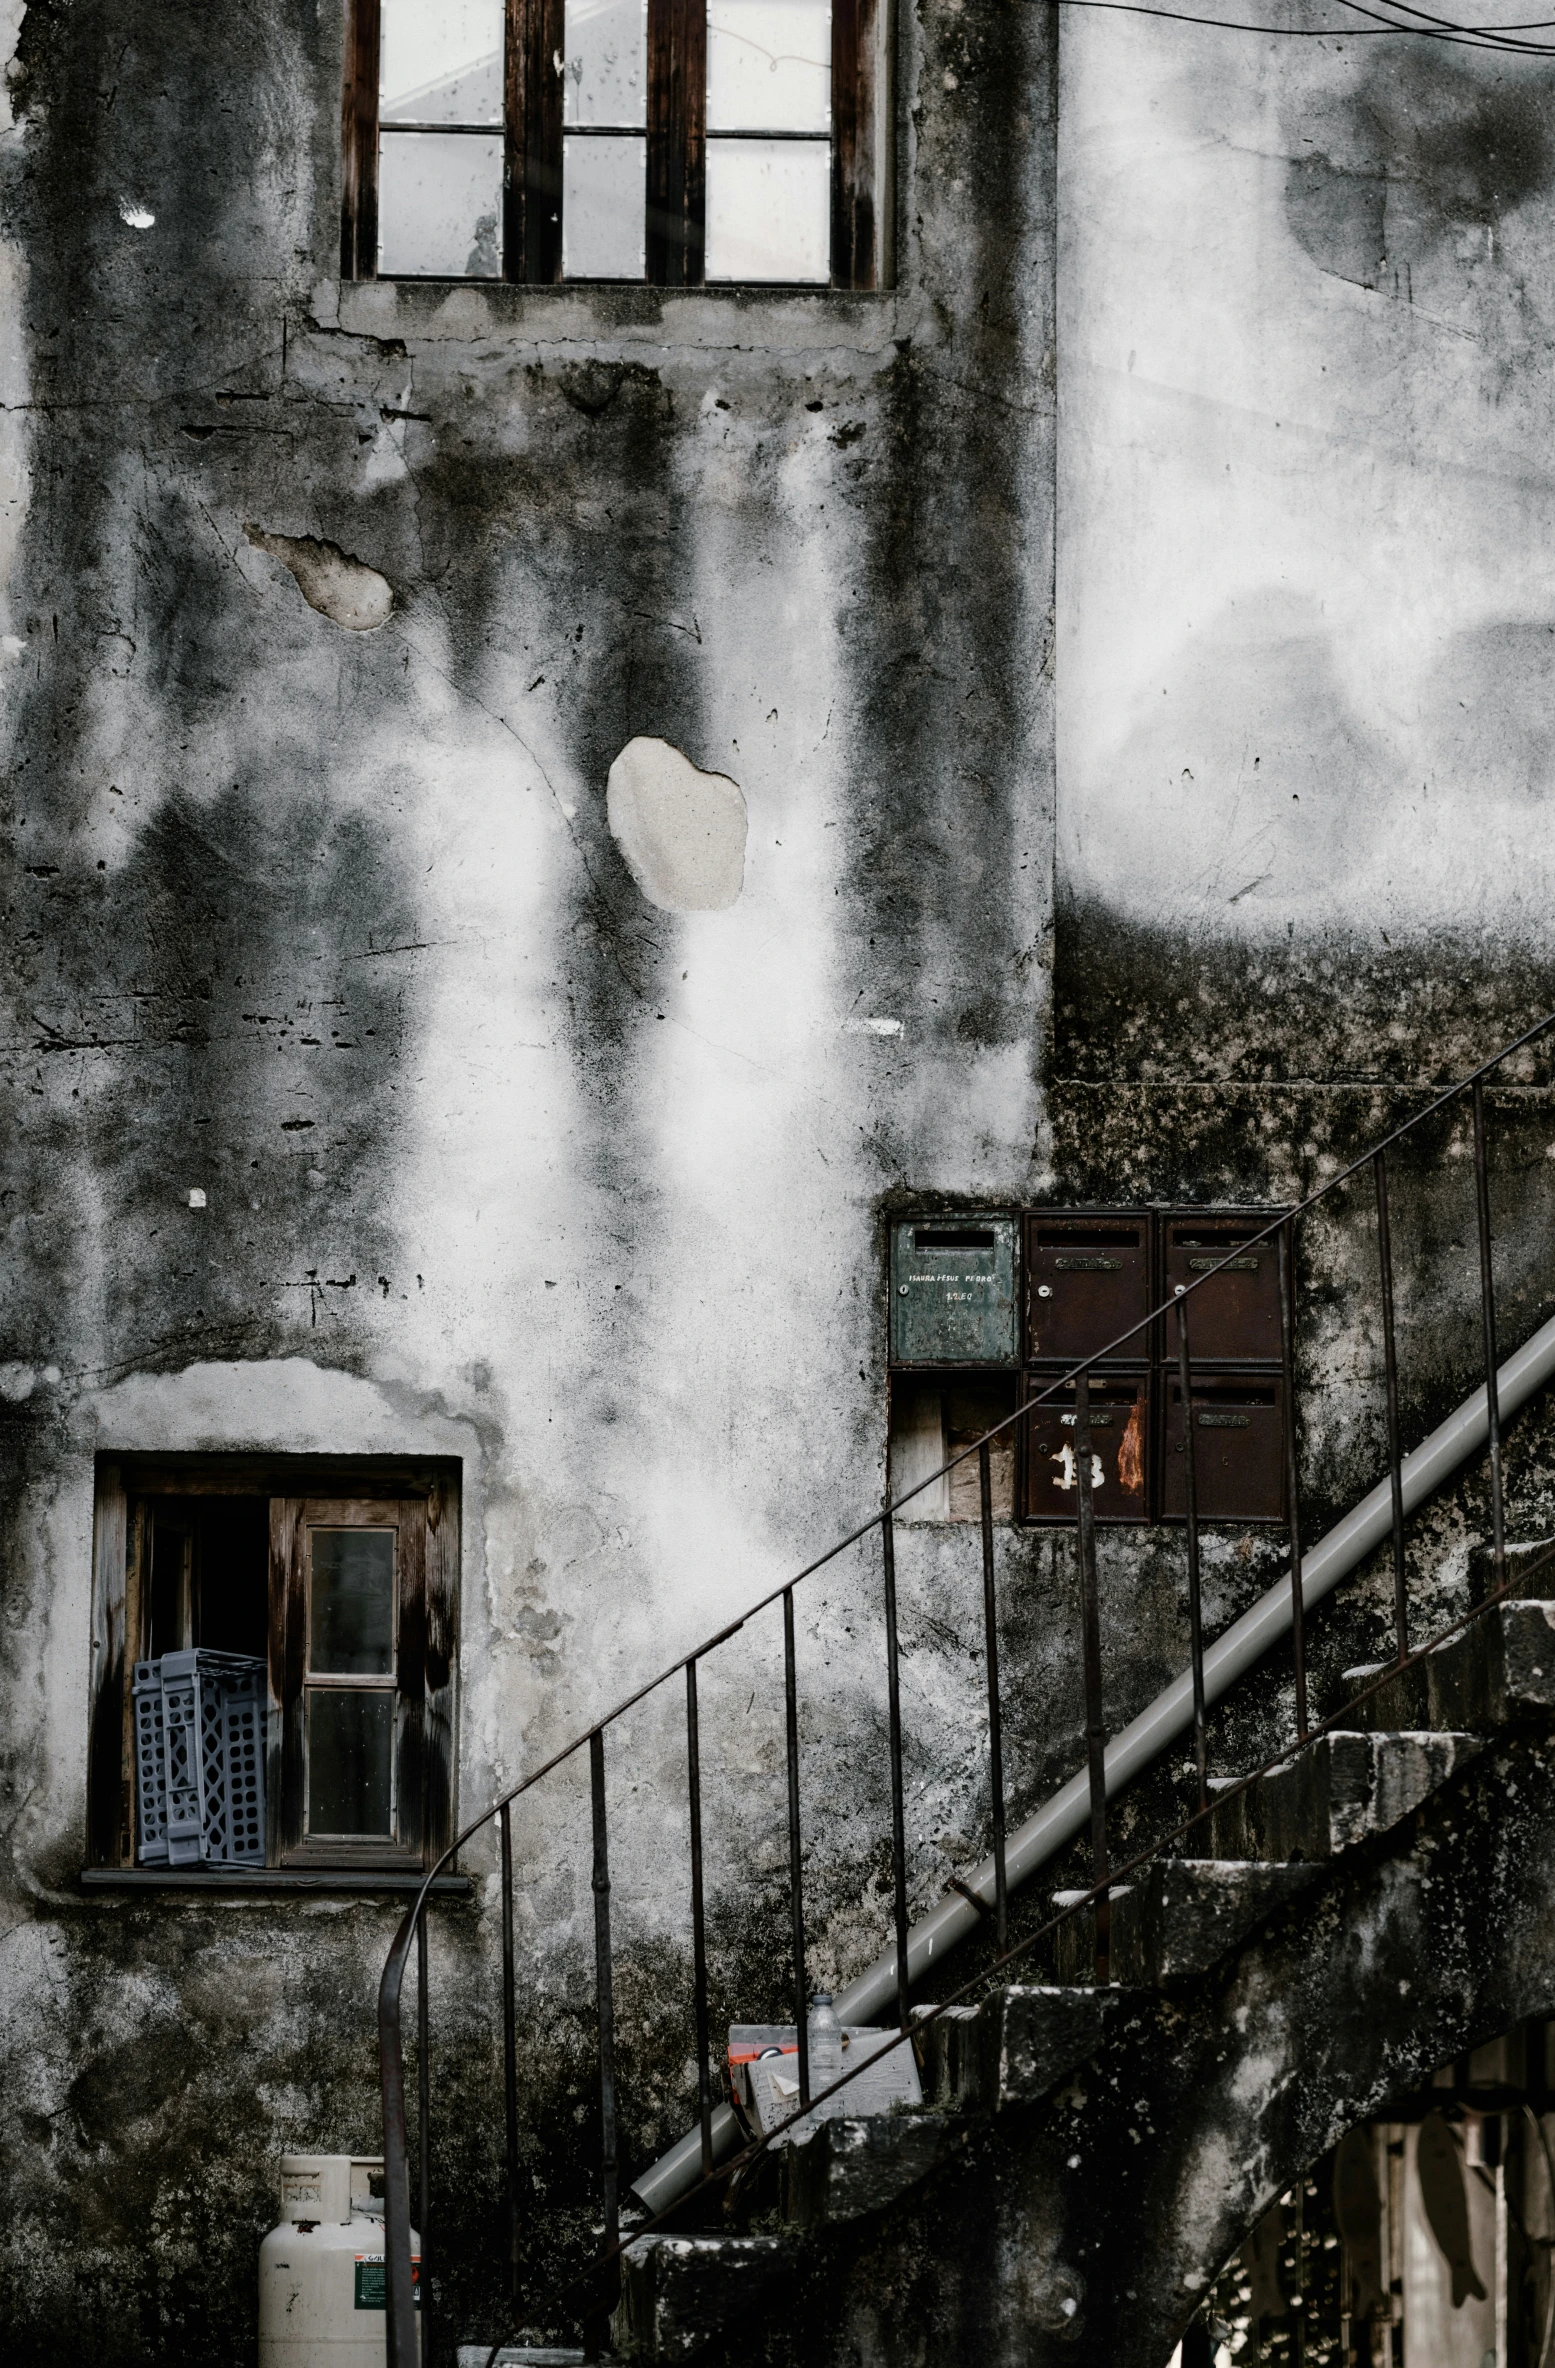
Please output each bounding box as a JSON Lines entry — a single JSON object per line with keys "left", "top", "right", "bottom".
{"left": 891, "top": 1218, "right": 1018, "bottom": 1366}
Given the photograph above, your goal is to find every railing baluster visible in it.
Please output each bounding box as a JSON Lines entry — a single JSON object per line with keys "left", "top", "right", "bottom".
{"left": 978, "top": 1439, "right": 1009, "bottom": 1956}
{"left": 1074, "top": 1373, "right": 1109, "bottom": 1984}
{"left": 1277, "top": 1218, "right": 1308, "bottom": 1742}
{"left": 379, "top": 1912, "right": 418, "bottom": 2368}
{"left": 585, "top": 1731, "right": 618, "bottom": 2362}
{"left": 881, "top": 1503, "right": 912, "bottom": 2029}
{"left": 417, "top": 1909, "right": 432, "bottom": 2367}
{"left": 500, "top": 1802, "right": 520, "bottom": 2310}
{"left": 782, "top": 1586, "right": 810, "bottom": 2109}
{"left": 1175, "top": 1292, "right": 1209, "bottom": 1814}
{"left": 685, "top": 1660, "right": 714, "bottom": 2177}
{"left": 1473, "top": 1078, "right": 1507, "bottom": 1599}
{"left": 1374, "top": 1149, "right": 1410, "bottom": 1660}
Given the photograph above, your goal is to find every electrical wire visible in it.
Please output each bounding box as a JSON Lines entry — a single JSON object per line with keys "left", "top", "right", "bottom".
{"left": 1046, "top": 0, "right": 1555, "bottom": 56}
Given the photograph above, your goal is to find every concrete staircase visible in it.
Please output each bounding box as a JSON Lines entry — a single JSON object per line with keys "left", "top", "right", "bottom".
{"left": 606, "top": 1595, "right": 1555, "bottom": 2366}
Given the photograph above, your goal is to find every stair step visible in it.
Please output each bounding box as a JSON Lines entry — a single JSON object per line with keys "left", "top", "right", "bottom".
{"left": 457, "top": 2352, "right": 590, "bottom": 2366}
{"left": 1053, "top": 1858, "right": 1322, "bottom": 1986}
{"left": 1200, "top": 1729, "right": 1482, "bottom": 1863}
{"left": 926, "top": 1981, "right": 1120, "bottom": 2113}
{"left": 780, "top": 2108, "right": 966, "bottom": 2228}
{"left": 615, "top": 2234, "right": 791, "bottom": 2364}
{"left": 1341, "top": 1599, "right": 1555, "bottom": 1734}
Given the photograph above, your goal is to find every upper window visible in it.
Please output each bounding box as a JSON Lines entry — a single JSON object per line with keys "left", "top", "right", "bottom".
{"left": 341, "top": 0, "right": 885, "bottom": 288}
{"left": 88, "top": 1458, "right": 459, "bottom": 1875}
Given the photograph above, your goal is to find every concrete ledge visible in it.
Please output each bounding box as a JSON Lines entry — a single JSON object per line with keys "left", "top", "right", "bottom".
{"left": 1201, "top": 1730, "right": 1483, "bottom": 1862}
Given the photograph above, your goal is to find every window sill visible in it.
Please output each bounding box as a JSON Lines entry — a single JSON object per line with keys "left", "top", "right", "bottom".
{"left": 81, "top": 1867, "right": 471, "bottom": 1897}
{"left": 314, "top": 275, "right": 913, "bottom": 356}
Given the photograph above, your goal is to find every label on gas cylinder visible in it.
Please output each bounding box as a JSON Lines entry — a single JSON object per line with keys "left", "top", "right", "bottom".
{"left": 354, "top": 2256, "right": 421, "bottom": 2308}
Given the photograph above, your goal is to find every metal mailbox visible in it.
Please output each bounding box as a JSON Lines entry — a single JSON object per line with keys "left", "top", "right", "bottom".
{"left": 1019, "top": 1372, "right": 1150, "bottom": 1526}
{"left": 1160, "top": 1374, "right": 1286, "bottom": 1524}
{"left": 1025, "top": 1212, "right": 1154, "bottom": 1365}
{"left": 890, "top": 1216, "right": 1018, "bottom": 1367}
{"left": 1163, "top": 1211, "right": 1288, "bottom": 1365}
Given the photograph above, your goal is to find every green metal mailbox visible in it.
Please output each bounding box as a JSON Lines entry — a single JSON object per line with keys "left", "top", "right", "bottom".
{"left": 890, "top": 1217, "right": 1019, "bottom": 1367}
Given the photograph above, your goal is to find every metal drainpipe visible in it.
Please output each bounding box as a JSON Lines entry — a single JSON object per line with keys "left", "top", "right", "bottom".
{"left": 630, "top": 1306, "right": 1555, "bottom": 2218}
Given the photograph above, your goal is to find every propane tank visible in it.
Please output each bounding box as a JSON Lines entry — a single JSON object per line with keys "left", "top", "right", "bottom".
{"left": 259, "top": 2154, "right": 420, "bottom": 2365}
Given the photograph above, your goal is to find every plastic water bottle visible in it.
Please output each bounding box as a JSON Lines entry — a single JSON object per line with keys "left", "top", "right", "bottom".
{"left": 808, "top": 1992, "right": 843, "bottom": 2099}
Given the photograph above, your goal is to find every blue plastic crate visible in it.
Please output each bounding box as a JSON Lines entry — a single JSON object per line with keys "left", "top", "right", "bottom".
{"left": 134, "top": 1651, "right": 267, "bottom": 1866}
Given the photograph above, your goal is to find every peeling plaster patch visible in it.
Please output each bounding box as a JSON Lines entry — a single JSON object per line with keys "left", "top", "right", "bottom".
{"left": 604, "top": 735, "right": 747, "bottom": 913}
{"left": 244, "top": 526, "right": 394, "bottom": 632}
{"left": 117, "top": 202, "right": 154, "bottom": 230}
{"left": 841, "top": 1015, "right": 903, "bottom": 1036}
{"left": 0, "top": 1362, "right": 35, "bottom": 1400}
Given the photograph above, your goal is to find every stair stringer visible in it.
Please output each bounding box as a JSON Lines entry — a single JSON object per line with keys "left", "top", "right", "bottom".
{"left": 662, "top": 1721, "right": 1555, "bottom": 2368}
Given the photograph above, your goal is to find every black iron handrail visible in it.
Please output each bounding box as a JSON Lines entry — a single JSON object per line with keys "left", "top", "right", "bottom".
{"left": 379, "top": 1007, "right": 1555, "bottom": 2367}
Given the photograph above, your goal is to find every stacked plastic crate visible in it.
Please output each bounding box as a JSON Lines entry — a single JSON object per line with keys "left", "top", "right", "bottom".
{"left": 134, "top": 1650, "right": 267, "bottom": 1866}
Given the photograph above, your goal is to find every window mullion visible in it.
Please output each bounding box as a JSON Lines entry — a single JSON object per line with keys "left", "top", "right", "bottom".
{"left": 647, "top": 0, "right": 706, "bottom": 287}
{"left": 342, "top": 0, "right": 382, "bottom": 280}
{"left": 511, "top": 0, "right": 565, "bottom": 282}
{"left": 831, "top": 0, "right": 875, "bottom": 290}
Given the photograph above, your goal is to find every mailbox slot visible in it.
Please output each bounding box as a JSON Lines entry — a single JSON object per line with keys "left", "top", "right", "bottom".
{"left": 890, "top": 1216, "right": 1018, "bottom": 1368}
{"left": 1163, "top": 1211, "right": 1288, "bottom": 1365}
{"left": 1160, "top": 1376, "right": 1286, "bottom": 1524}
{"left": 1019, "top": 1372, "right": 1150, "bottom": 1526}
{"left": 1025, "top": 1213, "right": 1154, "bottom": 1366}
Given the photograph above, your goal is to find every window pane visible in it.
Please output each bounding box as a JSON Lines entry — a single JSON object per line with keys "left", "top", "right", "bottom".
{"left": 565, "top": 0, "right": 648, "bottom": 127}
{"left": 381, "top": 0, "right": 504, "bottom": 125}
{"left": 307, "top": 1690, "right": 395, "bottom": 1837}
{"left": 706, "top": 0, "right": 830, "bottom": 134}
{"left": 378, "top": 131, "right": 503, "bottom": 277}
{"left": 562, "top": 135, "right": 646, "bottom": 279}
{"left": 309, "top": 1529, "right": 395, "bottom": 1676}
{"left": 705, "top": 137, "right": 829, "bottom": 282}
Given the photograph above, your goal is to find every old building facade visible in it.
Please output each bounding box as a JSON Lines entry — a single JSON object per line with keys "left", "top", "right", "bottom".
{"left": 5, "top": 0, "right": 1555, "bottom": 2360}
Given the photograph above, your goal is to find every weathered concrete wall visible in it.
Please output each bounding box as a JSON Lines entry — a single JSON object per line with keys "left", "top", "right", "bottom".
{"left": 0, "top": 0, "right": 1057, "bottom": 2354}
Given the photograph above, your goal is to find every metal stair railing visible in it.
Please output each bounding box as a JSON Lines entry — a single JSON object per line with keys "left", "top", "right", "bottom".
{"left": 379, "top": 1009, "right": 1555, "bottom": 2368}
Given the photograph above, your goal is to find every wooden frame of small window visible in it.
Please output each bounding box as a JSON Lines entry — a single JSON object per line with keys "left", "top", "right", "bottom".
{"left": 340, "top": 0, "right": 888, "bottom": 288}
{"left": 87, "top": 1456, "right": 459, "bottom": 1874}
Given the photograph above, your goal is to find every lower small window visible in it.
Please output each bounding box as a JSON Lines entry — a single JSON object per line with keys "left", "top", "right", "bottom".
{"left": 88, "top": 1457, "right": 459, "bottom": 1872}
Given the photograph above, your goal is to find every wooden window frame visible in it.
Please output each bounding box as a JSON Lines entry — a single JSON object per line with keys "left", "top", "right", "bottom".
{"left": 341, "top": 0, "right": 887, "bottom": 289}
{"left": 88, "top": 1456, "right": 459, "bottom": 1874}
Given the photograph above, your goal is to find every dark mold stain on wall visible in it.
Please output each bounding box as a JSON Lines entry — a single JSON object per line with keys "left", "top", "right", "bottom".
{"left": 1284, "top": 51, "right": 1555, "bottom": 293}
{"left": 0, "top": 0, "right": 1063, "bottom": 2358}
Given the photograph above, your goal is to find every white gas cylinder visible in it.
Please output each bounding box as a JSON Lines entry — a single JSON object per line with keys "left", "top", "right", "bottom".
{"left": 259, "top": 2153, "right": 421, "bottom": 2365}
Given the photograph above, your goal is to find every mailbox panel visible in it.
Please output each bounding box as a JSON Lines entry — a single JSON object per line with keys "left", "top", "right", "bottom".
{"left": 1019, "top": 1371, "right": 1150, "bottom": 1526}
{"left": 1163, "top": 1211, "right": 1287, "bottom": 1365}
{"left": 1025, "top": 1213, "right": 1154, "bottom": 1366}
{"left": 890, "top": 1217, "right": 1018, "bottom": 1367}
{"left": 1161, "top": 1374, "right": 1286, "bottom": 1524}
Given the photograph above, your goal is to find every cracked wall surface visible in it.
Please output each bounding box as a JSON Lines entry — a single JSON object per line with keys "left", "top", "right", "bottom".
{"left": 4, "top": 3, "right": 1555, "bottom": 2359}
{"left": 0, "top": 0, "right": 1056, "bottom": 2355}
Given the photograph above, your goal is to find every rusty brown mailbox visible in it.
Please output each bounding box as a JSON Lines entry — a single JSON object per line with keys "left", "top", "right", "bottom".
{"left": 1020, "top": 1372, "right": 1150, "bottom": 1526}
{"left": 1162, "top": 1211, "right": 1288, "bottom": 1365}
{"left": 1161, "top": 1374, "right": 1286, "bottom": 1524}
{"left": 1025, "top": 1213, "right": 1154, "bottom": 1366}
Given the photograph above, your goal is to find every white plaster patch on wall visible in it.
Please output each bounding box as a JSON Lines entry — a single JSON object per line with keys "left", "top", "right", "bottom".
{"left": 605, "top": 735, "right": 748, "bottom": 912}
{"left": 87, "top": 1357, "right": 475, "bottom": 1459}
{"left": 118, "top": 202, "right": 155, "bottom": 230}
{"left": 244, "top": 525, "right": 395, "bottom": 631}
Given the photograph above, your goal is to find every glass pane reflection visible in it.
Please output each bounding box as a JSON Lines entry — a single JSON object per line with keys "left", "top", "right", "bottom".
{"left": 706, "top": 0, "right": 831, "bottom": 134}
{"left": 308, "top": 1689, "right": 395, "bottom": 1837}
{"left": 378, "top": 130, "right": 503, "bottom": 277}
{"left": 381, "top": 0, "right": 504, "bottom": 125}
{"left": 564, "top": 0, "right": 648, "bottom": 127}
{"left": 705, "top": 138, "right": 830, "bottom": 282}
{"left": 309, "top": 1529, "right": 395, "bottom": 1675}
